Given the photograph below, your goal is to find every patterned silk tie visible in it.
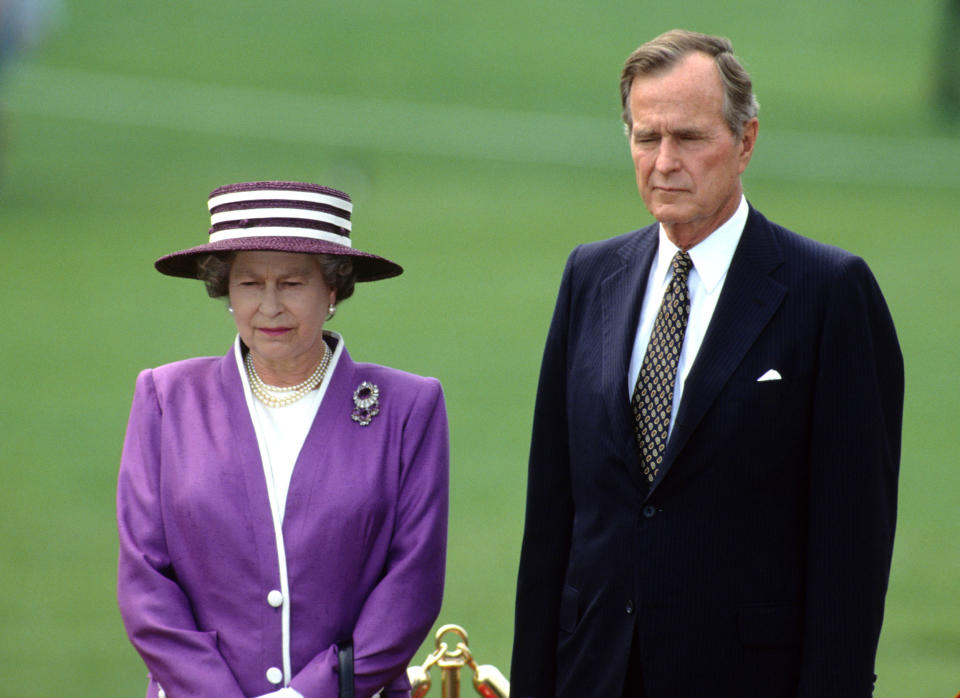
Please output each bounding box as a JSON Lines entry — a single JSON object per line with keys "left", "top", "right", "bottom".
{"left": 632, "top": 250, "right": 693, "bottom": 483}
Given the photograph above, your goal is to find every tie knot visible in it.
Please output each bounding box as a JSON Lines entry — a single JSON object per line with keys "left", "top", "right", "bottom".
{"left": 671, "top": 251, "right": 693, "bottom": 279}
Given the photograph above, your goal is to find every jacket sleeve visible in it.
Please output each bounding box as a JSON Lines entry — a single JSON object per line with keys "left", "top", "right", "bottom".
{"left": 510, "top": 249, "right": 579, "bottom": 697}
{"left": 289, "top": 378, "right": 450, "bottom": 698}
{"left": 116, "top": 369, "right": 246, "bottom": 698}
{"left": 798, "top": 257, "right": 903, "bottom": 696}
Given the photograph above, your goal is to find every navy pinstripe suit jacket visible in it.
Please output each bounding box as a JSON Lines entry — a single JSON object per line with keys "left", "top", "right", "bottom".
{"left": 512, "top": 206, "right": 903, "bottom": 698}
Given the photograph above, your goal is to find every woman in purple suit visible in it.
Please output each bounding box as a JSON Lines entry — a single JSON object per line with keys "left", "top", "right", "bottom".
{"left": 117, "top": 181, "right": 449, "bottom": 698}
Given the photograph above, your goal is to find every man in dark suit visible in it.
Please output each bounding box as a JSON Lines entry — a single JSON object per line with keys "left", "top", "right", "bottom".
{"left": 511, "top": 29, "right": 903, "bottom": 697}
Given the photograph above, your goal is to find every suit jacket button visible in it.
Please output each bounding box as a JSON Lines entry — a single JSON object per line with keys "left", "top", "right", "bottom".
{"left": 625, "top": 600, "right": 635, "bottom": 614}
{"left": 643, "top": 504, "right": 657, "bottom": 518}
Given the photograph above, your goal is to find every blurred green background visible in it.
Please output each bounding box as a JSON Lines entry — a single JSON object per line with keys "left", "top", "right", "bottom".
{"left": 1, "top": 0, "right": 958, "bottom": 695}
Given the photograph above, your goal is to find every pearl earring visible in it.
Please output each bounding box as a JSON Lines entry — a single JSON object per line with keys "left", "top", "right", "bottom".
{"left": 228, "top": 306, "right": 235, "bottom": 314}
{"left": 326, "top": 304, "right": 337, "bottom": 320}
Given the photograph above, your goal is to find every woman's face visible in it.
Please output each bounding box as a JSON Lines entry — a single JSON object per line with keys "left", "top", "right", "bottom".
{"left": 228, "top": 251, "right": 335, "bottom": 380}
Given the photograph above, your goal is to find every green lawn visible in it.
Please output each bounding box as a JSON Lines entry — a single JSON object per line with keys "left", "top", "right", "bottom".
{"left": 1, "top": 1, "right": 958, "bottom": 696}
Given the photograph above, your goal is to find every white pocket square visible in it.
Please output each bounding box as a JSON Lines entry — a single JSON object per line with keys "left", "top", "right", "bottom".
{"left": 757, "top": 369, "right": 782, "bottom": 382}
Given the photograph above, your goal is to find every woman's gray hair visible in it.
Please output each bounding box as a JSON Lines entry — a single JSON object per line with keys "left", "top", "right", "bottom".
{"left": 196, "top": 252, "right": 357, "bottom": 302}
{"left": 619, "top": 29, "right": 759, "bottom": 138}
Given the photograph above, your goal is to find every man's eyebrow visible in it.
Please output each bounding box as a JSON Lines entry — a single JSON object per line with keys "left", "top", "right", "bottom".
{"left": 632, "top": 126, "right": 709, "bottom": 139}
{"left": 670, "top": 127, "right": 708, "bottom": 138}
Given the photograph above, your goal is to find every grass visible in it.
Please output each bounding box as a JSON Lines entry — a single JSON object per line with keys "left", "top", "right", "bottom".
{"left": 1, "top": 1, "right": 958, "bottom": 696}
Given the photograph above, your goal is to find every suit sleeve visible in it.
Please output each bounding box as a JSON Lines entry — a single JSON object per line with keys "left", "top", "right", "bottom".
{"left": 116, "top": 369, "right": 246, "bottom": 697}
{"left": 799, "top": 257, "right": 904, "bottom": 696}
{"left": 288, "top": 378, "right": 449, "bottom": 698}
{"left": 510, "top": 249, "right": 579, "bottom": 697}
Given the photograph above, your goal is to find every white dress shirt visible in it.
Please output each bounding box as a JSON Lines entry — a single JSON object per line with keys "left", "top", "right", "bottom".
{"left": 627, "top": 195, "right": 749, "bottom": 437}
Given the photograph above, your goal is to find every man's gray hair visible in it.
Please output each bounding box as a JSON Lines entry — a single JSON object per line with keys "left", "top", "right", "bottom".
{"left": 619, "top": 29, "right": 759, "bottom": 137}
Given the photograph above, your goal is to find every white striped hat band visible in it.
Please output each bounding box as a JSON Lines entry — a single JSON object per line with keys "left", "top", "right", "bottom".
{"left": 208, "top": 186, "right": 352, "bottom": 243}
{"left": 208, "top": 226, "right": 352, "bottom": 247}
{"left": 207, "top": 188, "right": 354, "bottom": 213}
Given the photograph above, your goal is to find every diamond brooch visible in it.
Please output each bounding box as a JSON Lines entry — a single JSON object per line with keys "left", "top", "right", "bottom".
{"left": 351, "top": 381, "right": 381, "bottom": 426}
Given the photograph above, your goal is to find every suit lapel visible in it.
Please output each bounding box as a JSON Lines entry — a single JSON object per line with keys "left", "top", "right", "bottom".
{"left": 600, "top": 226, "right": 658, "bottom": 489}
{"left": 283, "top": 338, "right": 354, "bottom": 535}
{"left": 219, "top": 344, "right": 278, "bottom": 572}
{"left": 647, "top": 207, "right": 786, "bottom": 499}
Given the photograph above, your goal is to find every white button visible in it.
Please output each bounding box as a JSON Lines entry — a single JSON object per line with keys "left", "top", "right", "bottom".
{"left": 267, "top": 590, "right": 283, "bottom": 607}
{"left": 266, "top": 666, "right": 283, "bottom": 684}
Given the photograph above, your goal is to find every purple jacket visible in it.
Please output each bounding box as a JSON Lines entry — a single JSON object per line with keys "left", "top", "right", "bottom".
{"left": 117, "top": 340, "right": 449, "bottom": 698}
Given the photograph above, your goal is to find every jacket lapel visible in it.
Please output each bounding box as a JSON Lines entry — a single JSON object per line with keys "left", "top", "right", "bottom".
{"left": 647, "top": 207, "right": 786, "bottom": 499}
{"left": 219, "top": 344, "right": 277, "bottom": 571}
{"left": 600, "top": 226, "right": 658, "bottom": 489}
{"left": 283, "top": 339, "right": 355, "bottom": 533}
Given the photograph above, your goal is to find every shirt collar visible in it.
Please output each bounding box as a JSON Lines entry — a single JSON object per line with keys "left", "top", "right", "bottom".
{"left": 654, "top": 195, "right": 748, "bottom": 292}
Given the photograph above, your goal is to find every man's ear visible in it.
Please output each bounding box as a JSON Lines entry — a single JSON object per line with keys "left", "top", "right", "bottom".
{"left": 738, "top": 118, "right": 759, "bottom": 173}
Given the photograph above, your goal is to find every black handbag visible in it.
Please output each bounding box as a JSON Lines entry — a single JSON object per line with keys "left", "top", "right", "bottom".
{"left": 338, "top": 641, "right": 354, "bottom": 698}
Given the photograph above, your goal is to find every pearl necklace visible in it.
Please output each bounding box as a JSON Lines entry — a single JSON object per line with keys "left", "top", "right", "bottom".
{"left": 245, "top": 344, "right": 331, "bottom": 408}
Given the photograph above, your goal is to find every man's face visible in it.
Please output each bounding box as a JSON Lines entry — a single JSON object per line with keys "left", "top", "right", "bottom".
{"left": 628, "top": 51, "right": 757, "bottom": 247}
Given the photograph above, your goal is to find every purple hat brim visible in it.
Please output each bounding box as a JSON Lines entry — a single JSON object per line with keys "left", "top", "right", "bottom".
{"left": 155, "top": 236, "right": 403, "bottom": 282}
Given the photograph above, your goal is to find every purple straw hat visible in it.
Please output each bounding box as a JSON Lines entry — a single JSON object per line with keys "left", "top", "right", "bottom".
{"left": 155, "top": 181, "right": 403, "bottom": 282}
